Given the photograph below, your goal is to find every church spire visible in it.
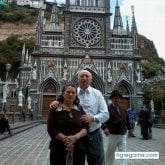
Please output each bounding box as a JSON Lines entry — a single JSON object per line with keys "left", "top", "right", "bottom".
{"left": 126, "top": 16, "right": 130, "bottom": 34}
{"left": 131, "top": 5, "right": 138, "bottom": 49}
{"left": 35, "top": 8, "right": 44, "bottom": 50}
{"left": 131, "top": 5, "right": 137, "bottom": 34}
{"left": 112, "top": 0, "right": 125, "bottom": 35}
{"left": 46, "top": 2, "right": 61, "bottom": 32}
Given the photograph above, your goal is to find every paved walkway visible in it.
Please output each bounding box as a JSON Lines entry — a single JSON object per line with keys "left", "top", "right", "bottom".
{"left": 0, "top": 124, "right": 165, "bottom": 165}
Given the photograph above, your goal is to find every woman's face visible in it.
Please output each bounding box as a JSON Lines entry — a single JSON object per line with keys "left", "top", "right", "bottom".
{"left": 63, "top": 86, "right": 77, "bottom": 103}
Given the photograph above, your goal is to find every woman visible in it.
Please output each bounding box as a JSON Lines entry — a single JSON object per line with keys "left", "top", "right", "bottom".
{"left": 47, "top": 84, "right": 88, "bottom": 165}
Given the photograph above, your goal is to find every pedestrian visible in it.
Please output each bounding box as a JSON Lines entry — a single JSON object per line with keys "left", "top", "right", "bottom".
{"left": 127, "top": 107, "right": 136, "bottom": 137}
{"left": 138, "top": 106, "right": 150, "bottom": 140}
{"left": 29, "top": 110, "right": 34, "bottom": 121}
{"left": 47, "top": 83, "right": 89, "bottom": 165}
{"left": 0, "top": 114, "right": 12, "bottom": 136}
{"left": 102, "top": 90, "right": 131, "bottom": 165}
{"left": 50, "top": 69, "right": 109, "bottom": 165}
{"left": 148, "top": 110, "right": 155, "bottom": 139}
{"left": 22, "top": 105, "right": 26, "bottom": 122}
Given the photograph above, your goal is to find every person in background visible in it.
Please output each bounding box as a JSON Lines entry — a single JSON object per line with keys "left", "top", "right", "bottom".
{"left": 138, "top": 105, "right": 150, "bottom": 140}
{"left": 50, "top": 69, "right": 109, "bottom": 165}
{"left": 29, "top": 110, "right": 34, "bottom": 121}
{"left": 47, "top": 84, "right": 89, "bottom": 165}
{"left": 0, "top": 114, "right": 12, "bottom": 136}
{"left": 22, "top": 105, "right": 26, "bottom": 122}
{"left": 127, "top": 107, "right": 136, "bottom": 137}
{"left": 102, "top": 90, "right": 131, "bottom": 165}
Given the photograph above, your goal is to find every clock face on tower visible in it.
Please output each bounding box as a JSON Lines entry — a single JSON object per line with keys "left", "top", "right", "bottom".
{"left": 73, "top": 18, "right": 102, "bottom": 46}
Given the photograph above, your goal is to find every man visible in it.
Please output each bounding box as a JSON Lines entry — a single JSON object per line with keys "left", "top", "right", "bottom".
{"left": 138, "top": 106, "right": 150, "bottom": 140}
{"left": 50, "top": 69, "right": 109, "bottom": 165}
{"left": 102, "top": 90, "right": 130, "bottom": 165}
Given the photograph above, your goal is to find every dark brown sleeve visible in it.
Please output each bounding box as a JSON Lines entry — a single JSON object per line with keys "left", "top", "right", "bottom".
{"left": 47, "top": 108, "right": 60, "bottom": 139}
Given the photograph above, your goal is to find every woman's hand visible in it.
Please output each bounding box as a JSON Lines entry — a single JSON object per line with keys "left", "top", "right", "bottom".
{"left": 63, "top": 136, "right": 76, "bottom": 152}
{"left": 63, "top": 135, "right": 77, "bottom": 146}
{"left": 65, "top": 143, "right": 74, "bottom": 152}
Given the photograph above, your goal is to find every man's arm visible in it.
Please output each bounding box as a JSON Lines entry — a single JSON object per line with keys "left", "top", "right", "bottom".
{"left": 50, "top": 100, "right": 60, "bottom": 109}
{"left": 96, "top": 93, "right": 109, "bottom": 123}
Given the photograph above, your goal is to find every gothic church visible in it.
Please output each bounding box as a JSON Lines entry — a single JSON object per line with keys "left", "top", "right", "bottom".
{"left": 18, "top": 0, "right": 143, "bottom": 119}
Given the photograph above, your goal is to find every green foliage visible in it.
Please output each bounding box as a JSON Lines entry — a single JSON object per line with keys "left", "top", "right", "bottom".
{"left": 0, "top": 7, "right": 38, "bottom": 24}
{"left": 143, "top": 84, "right": 165, "bottom": 114}
{"left": 142, "top": 63, "right": 160, "bottom": 78}
{"left": 0, "top": 35, "right": 35, "bottom": 80}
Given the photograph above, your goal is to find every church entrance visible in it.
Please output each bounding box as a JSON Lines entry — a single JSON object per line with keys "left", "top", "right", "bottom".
{"left": 42, "top": 81, "right": 56, "bottom": 119}
{"left": 117, "top": 84, "right": 130, "bottom": 110}
{"left": 42, "top": 95, "right": 55, "bottom": 119}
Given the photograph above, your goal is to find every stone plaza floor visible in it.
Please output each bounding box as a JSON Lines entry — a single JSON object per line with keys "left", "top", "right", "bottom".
{"left": 0, "top": 124, "right": 165, "bottom": 165}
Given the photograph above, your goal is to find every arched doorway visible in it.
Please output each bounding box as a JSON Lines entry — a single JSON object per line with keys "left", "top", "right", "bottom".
{"left": 42, "top": 81, "right": 56, "bottom": 119}
{"left": 117, "top": 85, "right": 129, "bottom": 110}
{"left": 71, "top": 68, "right": 105, "bottom": 93}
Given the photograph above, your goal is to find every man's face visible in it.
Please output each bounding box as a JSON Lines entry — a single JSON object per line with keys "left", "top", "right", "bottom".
{"left": 111, "top": 96, "right": 120, "bottom": 106}
{"left": 77, "top": 70, "right": 92, "bottom": 89}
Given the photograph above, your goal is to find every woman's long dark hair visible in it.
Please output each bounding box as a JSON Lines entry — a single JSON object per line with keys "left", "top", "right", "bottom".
{"left": 57, "top": 84, "right": 80, "bottom": 106}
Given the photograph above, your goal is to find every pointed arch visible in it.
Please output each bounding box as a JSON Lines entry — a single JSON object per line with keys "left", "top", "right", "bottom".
{"left": 71, "top": 68, "right": 105, "bottom": 94}
{"left": 114, "top": 80, "right": 134, "bottom": 109}
{"left": 116, "top": 80, "right": 134, "bottom": 96}
{"left": 40, "top": 78, "right": 60, "bottom": 119}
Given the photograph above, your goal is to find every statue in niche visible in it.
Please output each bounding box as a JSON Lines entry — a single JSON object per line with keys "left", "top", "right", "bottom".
{"left": 107, "top": 69, "right": 112, "bottom": 83}
{"left": 27, "top": 96, "right": 32, "bottom": 110}
{"left": 107, "top": 63, "right": 112, "bottom": 83}
{"left": 63, "top": 67, "right": 68, "bottom": 81}
{"left": 2, "top": 84, "right": 9, "bottom": 103}
{"left": 136, "top": 64, "right": 141, "bottom": 83}
{"left": 18, "top": 90, "right": 24, "bottom": 107}
{"left": 32, "top": 67, "right": 37, "bottom": 80}
{"left": 128, "top": 63, "right": 132, "bottom": 81}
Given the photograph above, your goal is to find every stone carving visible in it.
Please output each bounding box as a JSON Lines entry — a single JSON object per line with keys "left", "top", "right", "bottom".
{"left": 136, "top": 63, "right": 141, "bottom": 83}
{"left": 18, "top": 90, "right": 24, "bottom": 107}
{"left": 2, "top": 84, "right": 9, "bottom": 103}
{"left": 27, "top": 96, "right": 32, "bottom": 110}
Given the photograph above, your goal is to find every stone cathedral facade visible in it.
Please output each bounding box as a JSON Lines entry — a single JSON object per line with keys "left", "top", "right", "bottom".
{"left": 18, "top": 0, "right": 143, "bottom": 119}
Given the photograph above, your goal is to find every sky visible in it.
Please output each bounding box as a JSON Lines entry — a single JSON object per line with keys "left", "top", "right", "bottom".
{"left": 48, "top": 0, "right": 165, "bottom": 60}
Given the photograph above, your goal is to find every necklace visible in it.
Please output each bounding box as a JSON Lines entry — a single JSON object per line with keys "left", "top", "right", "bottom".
{"left": 62, "top": 104, "right": 74, "bottom": 110}
{"left": 69, "top": 112, "right": 73, "bottom": 118}
{"left": 62, "top": 104, "right": 74, "bottom": 118}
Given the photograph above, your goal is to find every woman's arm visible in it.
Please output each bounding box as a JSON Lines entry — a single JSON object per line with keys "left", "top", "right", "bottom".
{"left": 63, "top": 128, "right": 87, "bottom": 145}
{"left": 47, "top": 108, "right": 62, "bottom": 139}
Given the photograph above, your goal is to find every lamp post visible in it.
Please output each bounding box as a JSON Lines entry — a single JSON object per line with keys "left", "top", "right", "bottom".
{"left": 2, "top": 63, "right": 12, "bottom": 113}
{"left": 160, "top": 92, "right": 164, "bottom": 111}
{"left": 150, "top": 87, "right": 154, "bottom": 113}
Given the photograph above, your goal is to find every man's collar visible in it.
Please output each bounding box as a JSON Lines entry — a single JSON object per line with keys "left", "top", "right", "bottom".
{"left": 78, "top": 86, "right": 91, "bottom": 94}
